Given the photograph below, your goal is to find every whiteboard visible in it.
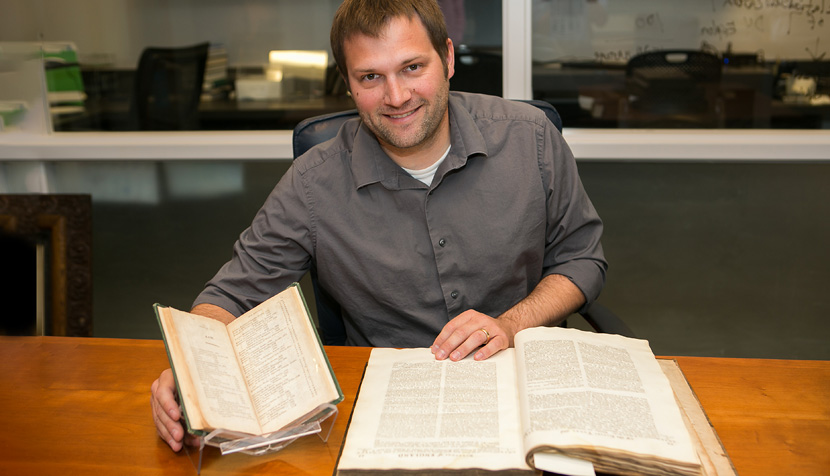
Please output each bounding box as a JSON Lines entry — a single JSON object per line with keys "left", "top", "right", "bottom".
{"left": 532, "top": 0, "right": 829, "bottom": 63}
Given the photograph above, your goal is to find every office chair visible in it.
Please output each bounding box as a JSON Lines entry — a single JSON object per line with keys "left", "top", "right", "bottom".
{"left": 791, "top": 60, "right": 830, "bottom": 96}
{"left": 292, "top": 100, "right": 634, "bottom": 344}
{"left": 130, "top": 42, "right": 209, "bottom": 130}
{"left": 619, "top": 50, "right": 724, "bottom": 128}
{"left": 292, "top": 99, "right": 562, "bottom": 155}
{"left": 451, "top": 48, "right": 503, "bottom": 96}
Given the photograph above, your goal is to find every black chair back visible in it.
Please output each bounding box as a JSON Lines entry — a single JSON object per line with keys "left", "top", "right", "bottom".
{"left": 131, "top": 42, "right": 209, "bottom": 130}
{"left": 451, "top": 49, "right": 502, "bottom": 96}
{"left": 292, "top": 99, "right": 562, "bottom": 159}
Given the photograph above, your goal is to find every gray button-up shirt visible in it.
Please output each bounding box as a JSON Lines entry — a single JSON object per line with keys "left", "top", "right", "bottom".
{"left": 195, "top": 92, "right": 606, "bottom": 347}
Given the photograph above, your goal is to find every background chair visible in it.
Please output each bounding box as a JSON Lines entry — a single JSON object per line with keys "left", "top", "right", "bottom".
{"left": 130, "top": 42, "right": 209, "bottom": 130}
{"left": 292, "top": 99, "right": 562, "bottom": 155}
{"left": 292, "top": 100, "right": 634, "bottom": 344}
{"left": 451, "top": 46, "right": 503, "bottom": 97}
{"left": 619, "top": 50, "right": 724, "bottom": 128}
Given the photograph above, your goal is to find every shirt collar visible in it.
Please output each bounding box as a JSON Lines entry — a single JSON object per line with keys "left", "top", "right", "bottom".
{"left": 350, "top": 92, "right": 489, "bottom": 191}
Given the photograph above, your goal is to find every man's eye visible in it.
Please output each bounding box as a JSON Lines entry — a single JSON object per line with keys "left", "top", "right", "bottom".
{"left": 362, "top": 74, "right": 377, "bottom": 81}
{"left": 406, "top": 64, "right": 421, "bottom": 72}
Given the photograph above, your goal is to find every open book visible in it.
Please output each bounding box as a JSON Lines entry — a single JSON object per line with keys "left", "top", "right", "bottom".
{"left": 336, "top": 327, "right": 706, "bottom": 476}
{"left": 155, "top": 283, "right": 343, "bottom": 438}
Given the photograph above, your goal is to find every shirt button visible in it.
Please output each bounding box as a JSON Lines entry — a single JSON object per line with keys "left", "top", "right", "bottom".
{"left": 451, "top": 291, "right": 459, "bottom": 299}
{"left": 438, "top": 238, "right": 446, "bottom": 247}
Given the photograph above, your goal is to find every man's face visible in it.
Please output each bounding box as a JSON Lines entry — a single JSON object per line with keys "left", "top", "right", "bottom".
{"left": 343, "top": 16, "right": 455, "bottom": 162}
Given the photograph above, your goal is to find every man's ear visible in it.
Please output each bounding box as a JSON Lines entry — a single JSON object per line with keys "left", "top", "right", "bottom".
{"left": 337, "top": 65, "right": 351, "bottom": 93}
{"left": 445, "top": 38, "right": 455, "bottom": 80}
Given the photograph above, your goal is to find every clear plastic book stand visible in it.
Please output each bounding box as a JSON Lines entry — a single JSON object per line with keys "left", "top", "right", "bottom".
{"left": 185, "top": 403, "right": 338, "bottom": 475}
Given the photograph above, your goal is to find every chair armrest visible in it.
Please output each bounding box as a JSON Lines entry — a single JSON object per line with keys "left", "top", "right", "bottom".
{"left": 578, "top": 302, "right": 636, "bottom": 338}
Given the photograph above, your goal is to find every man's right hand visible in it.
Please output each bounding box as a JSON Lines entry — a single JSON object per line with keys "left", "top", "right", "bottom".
{"left": 150, "top": 368, "right": 196, "bottom": 451}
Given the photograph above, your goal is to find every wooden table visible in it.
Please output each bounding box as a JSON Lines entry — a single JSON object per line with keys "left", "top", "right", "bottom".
{"left": 0, "top": 336, "right": 828, "bottom": 475}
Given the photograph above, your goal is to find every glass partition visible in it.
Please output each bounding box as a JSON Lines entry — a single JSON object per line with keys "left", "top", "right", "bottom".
{"left": 6, "top": 0, "right": 826, "bottom": 130}
{"left": 0, "top": 42, "right": 53, "bottom": 133}
{"left": 532, "top": 0, "right": 830, "bottom": 129}
{"left": 0, "top": 0, "right": 501, "bottom": 132}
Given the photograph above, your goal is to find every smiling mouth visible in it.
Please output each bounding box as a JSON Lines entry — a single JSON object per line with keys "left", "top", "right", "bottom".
{"left": 385, "top": 105, "right": 421, "bottom": 119}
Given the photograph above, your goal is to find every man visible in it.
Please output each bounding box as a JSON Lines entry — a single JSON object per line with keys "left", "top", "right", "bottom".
{"left": 152, "top": 0, "right": 606, "bottom": 452}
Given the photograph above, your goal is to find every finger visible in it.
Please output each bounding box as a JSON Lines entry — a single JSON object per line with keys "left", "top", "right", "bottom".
{"left": 430, "top": 313, "right": 471, "bottom": 356}
{"left": 184, "top": 433, "right": 201, "bottom": 448}
{"left": 433, "top": 310, "right": 487, "bottom": 359}
{"left": 446, "top": 326, "right": 493, "bottom": 361}
{"left": 155, "top": 422, "right": 183, "bottom": 452}
{"left": 433, "top": 322, "right": 479, "bottom": 360}
{"left": 151, "top": 370, "right": 185, "bottom": 451}
{"left": 473, "top": 333, "right": 509, "bottom": 361}
{"left": 152, "top": 391, "right": 183, "bottom": 451}
{"left": 156, "top": 369, "right": 182, "bottom": 421}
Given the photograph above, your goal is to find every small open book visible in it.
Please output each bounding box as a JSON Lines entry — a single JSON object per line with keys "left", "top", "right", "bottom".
{"left": 337, "top": 327, "right": 732, "bottom": 476}
{"left": 155, "top": 283, "right": 343, "bottom": 438}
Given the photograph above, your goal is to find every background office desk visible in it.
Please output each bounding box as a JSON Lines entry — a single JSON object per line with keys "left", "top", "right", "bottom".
{"left": 53, "top": 95, "right": 355, "bottom": 132}
{"left": 533, "top": 64, "right": 776, "bottom": 129}
{"left": 198, "top": 96, "right": 355, "bottom": 131}
{"left": 0, "top": 336, "right": 828, "bottom": 475}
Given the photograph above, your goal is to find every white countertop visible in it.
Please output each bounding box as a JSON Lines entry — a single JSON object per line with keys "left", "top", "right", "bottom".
{"left": 1, "top": 129, "right": 829, "bottom": 162}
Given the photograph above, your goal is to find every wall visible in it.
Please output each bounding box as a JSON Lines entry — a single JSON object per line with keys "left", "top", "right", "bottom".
{"left": 0, "top": 0, "right": 342, "bottom": 68}
{"left": 53, "top": 159, "right": 827, "bottom": 361}
{"left": 577, "top": 161, "right": 830, "bottom": 359}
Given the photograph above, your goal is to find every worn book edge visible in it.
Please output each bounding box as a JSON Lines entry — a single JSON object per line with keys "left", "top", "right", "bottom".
{"left": 524, "top": 359, "right": 735, "bottom": 476}
{"left": 154, "top": 302, "right": 209, "bottom": 437}
{"left": 288, "top": 282, "right": 345, "bottom": 408}
{"left": 658, "top": 359, "right": 737, "bottom": 476}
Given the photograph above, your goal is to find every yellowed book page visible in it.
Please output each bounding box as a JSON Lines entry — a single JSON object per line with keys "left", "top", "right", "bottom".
{"left": 228, "top": 286, "right": 340, "bottom": 435}
{"left": 163, "top": 307, "right": 261, "bottom": 435}
{"left": 158, "top": 306, "right": 206, "bottom": 431}
{"left": 337, "top": 347, "right": 530, "bottom": 472}
{"left": 516, "top": 327, "right": 699, "bottom": 470}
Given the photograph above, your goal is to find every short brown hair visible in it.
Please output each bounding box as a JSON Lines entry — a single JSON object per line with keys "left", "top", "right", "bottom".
{"left": 330, "top": 0, "right": 449, "bottom": 83}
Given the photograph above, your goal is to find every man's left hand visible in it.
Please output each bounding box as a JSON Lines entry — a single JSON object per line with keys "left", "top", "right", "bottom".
{"left": 431, "top": 309, "right": 519, "bottom": 361}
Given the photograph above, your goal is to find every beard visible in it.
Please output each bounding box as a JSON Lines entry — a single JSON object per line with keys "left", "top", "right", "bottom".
{"left": 358, "top": 79, "right": 450, "bottom": 152}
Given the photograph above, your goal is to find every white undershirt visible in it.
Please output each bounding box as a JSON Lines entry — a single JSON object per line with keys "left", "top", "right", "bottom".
{"left": 401, "top": 145, "right": 451, "bottom": 186}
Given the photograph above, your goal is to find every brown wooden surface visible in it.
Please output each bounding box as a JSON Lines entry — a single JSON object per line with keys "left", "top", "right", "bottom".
{"left": 0, "top": 336, "right": 827, "bottom": 476}
{"left": 669, "top": 355, "right": 830, "bottom": 476}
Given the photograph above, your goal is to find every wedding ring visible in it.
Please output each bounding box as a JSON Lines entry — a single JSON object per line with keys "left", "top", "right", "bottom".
{"left": 479, "top": 328, "right": 491, "bottom": 345}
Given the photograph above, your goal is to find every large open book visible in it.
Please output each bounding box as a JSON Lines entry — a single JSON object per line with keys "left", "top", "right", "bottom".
{"left": 155, "top": 283, "right": 343, "bottom": 438}
{"left": 336, "top": 327, "right": 717, "bottom": 476}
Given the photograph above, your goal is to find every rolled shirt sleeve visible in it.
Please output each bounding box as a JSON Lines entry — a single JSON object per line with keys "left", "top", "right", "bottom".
{"left": 193, "top": 165, "right": 313, "bottom": 316}
{"left": 538, "top": 116, "right": 607, "bottom": 309}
